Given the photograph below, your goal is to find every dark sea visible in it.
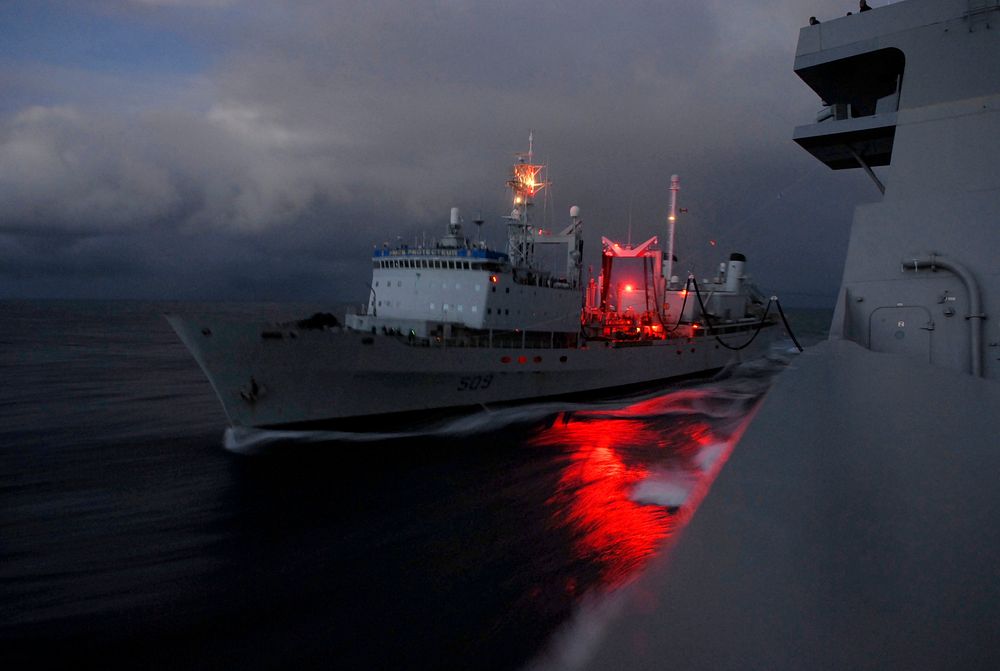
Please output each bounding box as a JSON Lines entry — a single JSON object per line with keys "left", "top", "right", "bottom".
{"left": 0, "top": 301, "right": 830, "bottom": 670}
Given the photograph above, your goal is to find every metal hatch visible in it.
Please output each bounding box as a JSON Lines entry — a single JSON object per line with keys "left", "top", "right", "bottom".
{"left": 868, "top": 305, "right": 933, "bottom": 361}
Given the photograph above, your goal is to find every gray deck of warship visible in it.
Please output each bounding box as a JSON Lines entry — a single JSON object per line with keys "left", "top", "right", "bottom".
{"left": 544, "top": 1, "right": 1000, "bottom": 668}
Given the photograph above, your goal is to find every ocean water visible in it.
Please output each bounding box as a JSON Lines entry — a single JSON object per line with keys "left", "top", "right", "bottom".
{"left": 0, "top": 301, "right": 829, "bottom": 669}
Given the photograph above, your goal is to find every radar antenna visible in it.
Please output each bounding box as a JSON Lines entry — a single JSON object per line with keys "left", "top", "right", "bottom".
{"left": 505, "top": 131, "right": 548, "bottom": 268}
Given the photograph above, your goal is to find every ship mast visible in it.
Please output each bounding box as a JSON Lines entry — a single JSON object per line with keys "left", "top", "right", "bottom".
{"left": 505, "top": 131, "right": 548, "bottom": 268}
{"left": 665, "top": 174, "right": 680, "bottom": 287}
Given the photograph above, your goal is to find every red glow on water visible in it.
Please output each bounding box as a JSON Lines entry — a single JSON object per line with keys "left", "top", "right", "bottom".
{"left": 531, "top": 391, "right": 756, "bottom": 592}
{"left": 534, "top": 419, "right": 676, "bottom": 588}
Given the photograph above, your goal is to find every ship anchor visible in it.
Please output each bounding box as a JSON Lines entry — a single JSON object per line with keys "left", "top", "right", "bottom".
{"left": 240, "top": 376, "right": 265, "bottom": 403}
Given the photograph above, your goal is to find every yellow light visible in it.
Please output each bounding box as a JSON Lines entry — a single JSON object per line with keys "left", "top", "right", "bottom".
{"left": 668, "top": 215, "right": 676, "bottom": 222}
{"left": 624, "top": 284, "right": 633, "bottom": 292}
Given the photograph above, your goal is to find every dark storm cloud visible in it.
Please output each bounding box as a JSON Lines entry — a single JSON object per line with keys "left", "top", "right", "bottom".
{"left": 0, "top": 1, "right": 879, "bottom": 303}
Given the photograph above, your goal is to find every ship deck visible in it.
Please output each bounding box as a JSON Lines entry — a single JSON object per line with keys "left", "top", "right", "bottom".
{"left": 571, "top": 339, "right": 1000, "bottom": 670}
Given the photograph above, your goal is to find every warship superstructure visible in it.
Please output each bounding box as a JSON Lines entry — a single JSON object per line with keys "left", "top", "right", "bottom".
{"left": 168, "top": 140, "right": 783, "bottom": 429}
{"left": 558, "top": 2, "right": 1000, "bottom": 669}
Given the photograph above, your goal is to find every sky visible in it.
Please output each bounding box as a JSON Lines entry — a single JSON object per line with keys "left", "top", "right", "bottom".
{"left": 0, "top": 0, "right": 890, "bottom": 307}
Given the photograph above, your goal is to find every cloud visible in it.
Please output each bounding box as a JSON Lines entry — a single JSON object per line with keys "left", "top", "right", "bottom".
{"left": 126, "top": 0, "right": 237, "bottom": 7}
{"left": 0, "top": 106, "right": 179, "bottom": 232}
{"left": 0, "top": 0, "right": 869, "bottom": 302}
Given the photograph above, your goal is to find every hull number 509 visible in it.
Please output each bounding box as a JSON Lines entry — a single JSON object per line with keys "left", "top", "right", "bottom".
{"left": 457, "top": 374, "right": 493, "bottom": 391}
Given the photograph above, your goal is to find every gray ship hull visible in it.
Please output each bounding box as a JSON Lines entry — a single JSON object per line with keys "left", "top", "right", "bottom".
{"left": 166, "top": 313, "right": 780, "bottom": 429}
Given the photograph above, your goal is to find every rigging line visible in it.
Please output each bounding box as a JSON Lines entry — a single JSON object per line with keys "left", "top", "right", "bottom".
{"left": 662, "top": 277, "right": 691, "bottom": 333}
{"left": 774, "top": 298, "right": 805, "bottom": 352}
{"left": 690, "top": 276, "right": 775, "bottom": 351}
{"left": 643, "top": 257, "right": 651, "bottom": 314}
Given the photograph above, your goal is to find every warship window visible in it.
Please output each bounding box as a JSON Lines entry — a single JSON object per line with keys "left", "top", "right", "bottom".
{"left": 443, "top": 304, "right": 449, "bottom": 312}
{"left": 487, "top": 308, "right": 492, "bottom": 314}
{"left": 533, "top": 356, "right": 542, "bottom": 363}
{"left": 375, "top": 281, "right": 379, "bottom": 287}
{"left": 505, "top": 288, "right": 510, "bottom": 294}
{"left": 471, "top": 306, "right": 477, "bottom": 313}
{"left": 430, "top": 303, "right": 435, "bottom": 309}
{"left": 559, "top": 356, "right": 568, "bottom": 363}
{"left": 458, "top": 305, "right": 463, "bottom": 312}
{"left": 397, "top": 281, "right": 402, "bottom": 287}
{"left": 501, "top": 356, "right": 511, "bottom": 363}
{"left": 505, "top": 309, "right": 509, "bottom": 315}
{"left": 475, "top": 284, "right": 481, "bottom": 291}
{"left": 455, "top": 283, "right": 461, "bottom": 289}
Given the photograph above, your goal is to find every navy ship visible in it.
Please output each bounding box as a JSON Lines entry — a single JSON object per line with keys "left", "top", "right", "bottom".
{"left": 167, "top": 139, "right": 786, "bottom": 430}
{"left": 542, "top": 1, "right": 1000, "bottom": 669}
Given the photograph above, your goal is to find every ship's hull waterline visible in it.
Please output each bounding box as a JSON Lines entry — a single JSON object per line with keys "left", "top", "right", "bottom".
{"left": 167, "top": 314, "right": 779, "bottom": 430}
